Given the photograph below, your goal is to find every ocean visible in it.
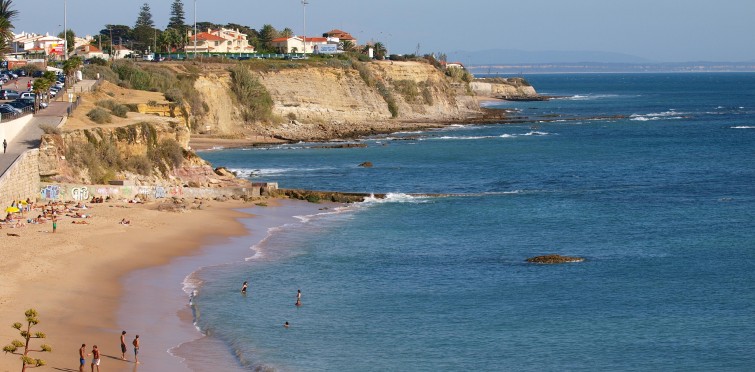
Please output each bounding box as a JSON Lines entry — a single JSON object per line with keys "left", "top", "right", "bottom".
{"left": 181, "top": 73, "right": 755, "bottom": 371}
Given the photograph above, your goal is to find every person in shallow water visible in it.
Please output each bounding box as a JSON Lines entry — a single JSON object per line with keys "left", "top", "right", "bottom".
{"left": 296, "top": 289, "right": 302, "bottom": 306}
{"left": 241, "top": 281, "right": 248, "bottom": 294}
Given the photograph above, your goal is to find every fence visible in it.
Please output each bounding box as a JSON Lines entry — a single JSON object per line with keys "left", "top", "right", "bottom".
{"left": 0, "top": 106, "right": 33, "bottom": 123}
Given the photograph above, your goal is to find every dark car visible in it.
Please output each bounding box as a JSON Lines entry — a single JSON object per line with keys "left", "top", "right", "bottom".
{"left": 0, "top": 89, "right": 20, "bottom": 100}
{"left": 32, "top": 70, "right": 44, "bottom": 78}
{"left": 14, "top": 69, "right": 27, "bottom": 77}
{"left": 0, "top": 106, "right": 17, "bottom": 115}
{"left": 7, "top": 100, "right": 31, "bottom": 109}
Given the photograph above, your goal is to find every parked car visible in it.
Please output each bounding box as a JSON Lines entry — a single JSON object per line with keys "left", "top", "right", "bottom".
{"left": 0, "top": 106, "right": 17, "bottom": 115}
{"left": 7, "top": 100, "right": 31, "bottom": 109}
{"left": 16, "top": 97, "right": 47, "bottom": 109}
{"left": 0, "top": 103, "right": 22, "bottom": 114}
{"left": 19, "top": 92, "right": 35, "bottom": 100}
{"left": 0, "top": 89, "right": 19, "bottom": 100}
{"left": 31, "top": 70, "right": 44, "bottom": 78}
{"left": 14, "top": 69, "right": 27, "bottom": 77}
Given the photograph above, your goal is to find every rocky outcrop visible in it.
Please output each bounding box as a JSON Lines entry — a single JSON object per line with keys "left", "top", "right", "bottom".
{"left": 39, "top": 121, "right": 248, "bottom": 188}
{"left": 526, "top": 254, "right": 585, "bottom": 264}
{"left": 470, "top": 77, "right": 539, "bottom": 100}
{"left": 277, "top": 188, "right": 379, "bottom": 203}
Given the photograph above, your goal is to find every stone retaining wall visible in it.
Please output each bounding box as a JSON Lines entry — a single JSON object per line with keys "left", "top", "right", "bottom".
{"left": 0, "top": 149, "right": 40, "bottom": 207}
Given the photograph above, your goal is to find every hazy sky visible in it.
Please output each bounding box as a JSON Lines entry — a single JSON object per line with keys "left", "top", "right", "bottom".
{"left": 11, "top": 0, "right": 755, "bottom": 62}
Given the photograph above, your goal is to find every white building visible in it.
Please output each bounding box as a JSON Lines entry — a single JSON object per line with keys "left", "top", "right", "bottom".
{"left": 270, "top": 36, "right": 329, "bottom": 54}
{"left": 185, "top": 28, "right": 256, "bottom": 54}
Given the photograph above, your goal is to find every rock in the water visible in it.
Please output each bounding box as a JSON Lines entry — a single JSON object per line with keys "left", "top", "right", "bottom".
{"left": 526, "top": 254, "right": 585, "bottom": 264}
{"left": 359, "top": 161, "right": 373, "bottom": 168}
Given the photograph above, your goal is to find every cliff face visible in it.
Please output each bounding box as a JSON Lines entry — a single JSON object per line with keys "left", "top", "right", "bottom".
{"left": 192, "top": 61, "right": 482, "bottom": 141}
{"left": 39, "top": 122, "right": 243, "bottom": 187}
{"left": 469, "top": 77, "right": 538, "bottom": 99}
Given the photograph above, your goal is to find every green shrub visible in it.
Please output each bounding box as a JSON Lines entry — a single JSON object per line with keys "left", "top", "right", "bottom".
{"left": 353, "top": 61, "right": 374, "bottom": 87}
{"left": 228, "top": 65, "right": 274, "bottom": 123}
{"left": 87, "top": 107, "right": 112, "bottom": 124}
{"left": 164, "top": 87, "right": 183, "bottom": 103}
{"left": 305, "top": 194, "right": 321, "bottom": 203}
{"left": 124, "top": 103, "right": 140, "bottom": 112}
{"left": 376, "top": 81, "right": 399, "bottom": 118}
{"left": 111, "top": 104, "right": 129, "bottom": 118}
{"left": 393, "top": 80, "right": 420, "bottom": 103}
{"left": 126, "top": 154, "right": 152, "bottom": 176}
{"left": 148, "top": 139, "right": 185, "bottom": 174}
{"left": 422, "top": 85, "right": 434, "bottom": 105}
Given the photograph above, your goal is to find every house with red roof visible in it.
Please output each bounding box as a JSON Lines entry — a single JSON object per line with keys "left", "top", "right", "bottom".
{"left": 185, "top": 28, "right": 255, "bottom": 54}
{"left": 74, "top": 45, "right": 106, "bottom": 60}
{"left": 112, "top": 45, "right": 133, "bottom": 60}
{"left": 322, "top": 29, "right": 357, "bottom": 45}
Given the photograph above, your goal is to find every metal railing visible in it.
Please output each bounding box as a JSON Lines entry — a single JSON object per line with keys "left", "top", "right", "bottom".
{"left": 66, "top": 96, "right": 82, "bottom": 117}
{"left": 0, "top": 106, "right": 33, "bottom": 123}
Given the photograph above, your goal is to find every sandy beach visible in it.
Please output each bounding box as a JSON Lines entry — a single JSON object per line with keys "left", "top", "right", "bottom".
{"left": 0, "top": 197, "right": 276, "bottom": 372}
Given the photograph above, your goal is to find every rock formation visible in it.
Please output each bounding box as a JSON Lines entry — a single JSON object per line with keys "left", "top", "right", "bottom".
{"left": 526, "top": 254, "right": 585, "bottom": 264}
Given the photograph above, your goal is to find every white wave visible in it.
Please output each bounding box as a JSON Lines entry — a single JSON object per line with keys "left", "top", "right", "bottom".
{"left": 560, "top": 94, "right": 619, "bottom": 101}
{"left": 630, "top": 110, "right": 687, "bottom": 121}
{"left": 432, "top": 135, "right": 492, "bottom": 140}
{"left": 182, "top": 273, "right": 204, "bottom": 295}
{"left": 361, "top": 193, "right": 431, "bottom": 204}
{"left": 522, "top": 131, "right": 550, "bottom": 136}
{"left": 230, "top": 167, "right": 335, "bottom": 178}
{"left": 499, "top": 134, "right": 516, "bottom": 138}
{"left": 731, "top": 126, "right": 755, "bottom": 129}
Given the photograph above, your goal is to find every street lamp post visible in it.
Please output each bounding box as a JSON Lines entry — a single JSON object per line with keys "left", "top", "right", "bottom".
{"left": 63, "top": 0, "right": 67, "bottom": 60}
{"left": 302, "top": 0, "right": 308, "bottom": 54}
{"left": 193, "top": 0, "right": 197, "bottom": 58}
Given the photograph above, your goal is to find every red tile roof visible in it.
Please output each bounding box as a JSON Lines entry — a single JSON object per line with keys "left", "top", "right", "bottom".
{"left": 194, "top": 32, "right": 225, "bottom": 42}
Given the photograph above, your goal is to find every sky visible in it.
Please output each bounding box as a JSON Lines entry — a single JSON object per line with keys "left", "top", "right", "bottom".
{"left": 10, "top": 0, "right": 755, "bottom": 63}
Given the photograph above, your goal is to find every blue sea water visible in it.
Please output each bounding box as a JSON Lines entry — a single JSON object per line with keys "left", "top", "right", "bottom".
{"left": 194, "top": 73, "right": 755, "bottom": 371}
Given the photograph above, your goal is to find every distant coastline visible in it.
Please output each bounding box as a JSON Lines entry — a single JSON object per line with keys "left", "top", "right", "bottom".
{"left": 468, "top": 62, "right": 755, "bottom": 74}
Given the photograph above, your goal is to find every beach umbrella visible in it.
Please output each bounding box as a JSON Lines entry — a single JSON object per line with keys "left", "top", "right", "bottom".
{"left": 5, "top": 206, "right": 20, "bottom": 213}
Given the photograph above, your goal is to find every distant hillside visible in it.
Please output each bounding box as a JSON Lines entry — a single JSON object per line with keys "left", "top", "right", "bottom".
{"left": 446, "top": 49, "right": 651, "bottom": 65}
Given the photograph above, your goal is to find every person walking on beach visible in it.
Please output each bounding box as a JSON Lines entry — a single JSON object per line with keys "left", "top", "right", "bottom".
{"left": 132, "top": 335, "right": 140, "bottom": 364}
{"left": 91, "top": 345, "right": 101, "bottom": 372}
{"left": 241, "top": 281, "right": 248, "bottom": 294}
{"left": 3, "top": 139, "right": 6, "bottom": 154}
{"left": 79, "top": 343, "right": 89, "bottom": 372}
{"left": 295, "top": 289, "right": 302, "bottom": 306}
{"left": 120, "top": 330, "right": 127, "bottom": 360}
{"left": 52, "top": 216, "right": 57, "bottom": 233}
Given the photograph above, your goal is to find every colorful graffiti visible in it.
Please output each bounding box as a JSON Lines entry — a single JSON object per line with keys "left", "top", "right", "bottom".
{"left": 41, "top": 185, "right": 61, "bottom": 200}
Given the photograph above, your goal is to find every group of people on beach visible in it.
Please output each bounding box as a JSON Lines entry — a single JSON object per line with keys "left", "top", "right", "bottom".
{"left": 78, "top": 332, "right": 140, "bottom": 371}
{"left": 241, "top": 282, "right": 302, "bottom": 327}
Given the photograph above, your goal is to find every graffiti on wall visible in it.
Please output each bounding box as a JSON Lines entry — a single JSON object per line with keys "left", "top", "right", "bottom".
{"left": 41, "top": 185, "right": 61, "bottom": 200}
{"left": 71, "top": 187, "right": 89, "bottom": 201}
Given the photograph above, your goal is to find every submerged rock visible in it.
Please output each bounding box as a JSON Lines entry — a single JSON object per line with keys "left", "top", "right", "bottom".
{"left": 358, "top": 162, "right": 373, "bottom": 168}
{"left": 526, "top": 254, "right": 585, "bottom": 264}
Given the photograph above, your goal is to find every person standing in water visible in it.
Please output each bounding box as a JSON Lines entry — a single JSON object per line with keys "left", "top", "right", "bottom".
{"left": 241, "top": 281, "right": 248, "bottom": 294}
{"left": 132, "top": 335, "right": 140, "bottom": 364}
{"left": 295, "top": 289, "right": 302, "bottom": 306}
{"left": 120, "top": 330, "right": 127, "bottom": 360}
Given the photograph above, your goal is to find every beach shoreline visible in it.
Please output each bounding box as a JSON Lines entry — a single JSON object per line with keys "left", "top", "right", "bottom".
{"left": 0, "top": 197, "right": 319, "bottom": 372}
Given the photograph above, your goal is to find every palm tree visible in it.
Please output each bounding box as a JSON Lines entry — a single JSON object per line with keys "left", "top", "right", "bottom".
{"left": 373, "top": 42, "right": 387, "bottom": 60}
{"left": 341, "top": 40, "right": 355, "bottom": 52}
{"left": 0, "top": 0, "right": 19, "bottom": 58}
{"left": 63, "top": 56, "right": 82, "bottom": 87}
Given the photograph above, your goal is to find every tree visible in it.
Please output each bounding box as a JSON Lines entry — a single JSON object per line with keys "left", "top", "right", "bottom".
{"left": 341, "top": 40, "right": 355, "bottom": 52}
{"left": 280, "top": 28, "right": 294, "bottom": 38}
{"left": 257, "top": 24, "right": 279, "bottom": 52}
{"left": 158, "top": 28, "right": 181, "bottom": 53}
{"left": 31, "top": 72, "right": 54, "bottom": 112}
{"left": 167, "top": 0, "right": 185, "bottom": 31}
{"left": 100, "top": 25, "right": 132, "bottom": 55}
{"left": 62, "top": 56, "right": 82, "bottom": 88}
{"left": 57, "top": 29, "right": 75, "bottom": 55}
{"left": 135, "top": 3, "right": 154, "bottom": 29}
{"left": 0, "top": 0, "right": 19, "bottom": 59}
{"left": 373, "top": 42, "right": 387, "bottom": 60}
{"left": 3, "top": 309, "right": 52, "bottom": 372}
{"left": 133, "top": 3, "right": 157, "bottom": 52}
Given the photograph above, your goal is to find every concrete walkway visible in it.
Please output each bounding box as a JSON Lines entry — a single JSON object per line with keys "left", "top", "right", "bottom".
{"left": 0, "top": 79, "right": 98, "bottom": 176}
